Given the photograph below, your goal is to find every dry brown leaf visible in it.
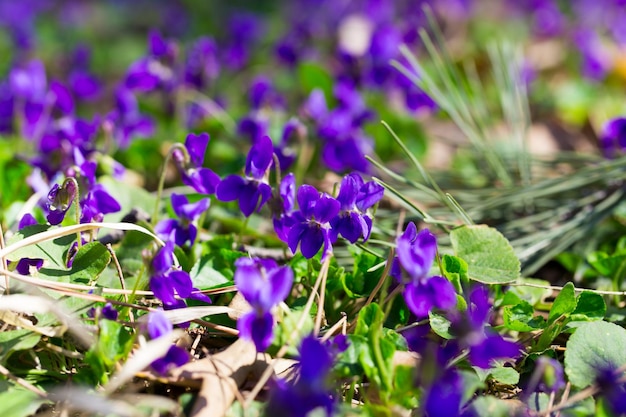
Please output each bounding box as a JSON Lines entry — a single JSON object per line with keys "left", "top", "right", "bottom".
{"left": 170, "top": 338, "right": 259, "bottom": 417}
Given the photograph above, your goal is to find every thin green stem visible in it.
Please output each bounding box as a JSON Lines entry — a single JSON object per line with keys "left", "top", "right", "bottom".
{"left": 153, "top": 143, "right": 189, "bottom": 227}
{"left": 62, "top": 177, "right": 82, "bottom": 247}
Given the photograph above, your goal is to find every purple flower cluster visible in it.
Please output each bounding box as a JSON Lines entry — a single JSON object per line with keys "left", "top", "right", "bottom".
{"left": 270, "top": 172, "right": 384, "bottom": 260}
{"left": 234, "top": 257, "right": 293, "bottom": 351}
{"left": 407, "top": 285, "right": 522, "bottom": 416}
{"left": 304, "top": 83, "right": 375, "bottom": 173}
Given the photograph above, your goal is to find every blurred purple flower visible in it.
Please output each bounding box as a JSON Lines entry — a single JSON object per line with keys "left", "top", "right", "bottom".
{"left": 599, "top": 116, "right": 626, "bottom": 158}
{"left": 451, "top": 285, "right": 521, "bottom": 368}
{"left": 9, "top": 60, "right": 47, "bottom": 101}
{"left": 574, "top": 29, "right": 611, "bottom": 81}
{"left": 330, "top": 172, "right": 384, "bottom": 243}
{"left": 125, "top": 31, "right": 176, "bottom": 93}
{"left": 424, "top": 368, "right": 464, "bottom": 417}
{"left": 69, "top": 45, "right": 101, "bottom": 100}
{"left": 248, "top": 76, "right": 275, "bottom": 109}
{"left": 304, "top": 82, "right": 375, "bottom": 173}
{"left": 184, "top": 36, "right": 220, "bottom": 90}
{"left": 287, "top": 184, "right": 340, "bottom": 259}
{"left": 274, "top": 118, "right": 304, "bottom": 171}
{"left": 266, "top": 335, "right": 346, "bottom": 417}
{"left": 106, "top": 88, "right": 155, "bottom": 148}
{"left": 80, "top": 184, "right": 121, "bottom": 223}
{"left": 216, "top": 135, "right": 274, "bottom": 217}
{"left": 238, "top": 113, "right": 270, "bottom": 144}
{"left": 234, "top": 257, "right": 293, "bottom": 351}
{"left": 155, "top": 193, "right": 209, "bottom": 246}
{"left": 223, "top": 13, "right": 263, "bottom": 70}
{"left": 101, "top": 302, "right": 119, "bottom": 321}
{"left": 595, "top": 365, "right": 626, "bottom": 415}
{"left": 146, "top": 309, "right": 189, "bottom": 375}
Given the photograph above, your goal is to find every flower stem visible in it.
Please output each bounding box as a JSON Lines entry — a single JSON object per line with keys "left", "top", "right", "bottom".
{"left": 62, "top": 177, "right": 82, "bottom": 247}
{"left": 245, "top": 256, "right": 331, "bottom": 407}
{"left": 152, "top": 143, "right": 189, "bottom": 227}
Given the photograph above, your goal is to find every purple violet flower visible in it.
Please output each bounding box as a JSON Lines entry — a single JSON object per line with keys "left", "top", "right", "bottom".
{"left": 237, "top": 113, "right": 270, "bottom": 144}
{"left": 424, "top": 368, "right": 464, "bottom": 417}
{"left": 46, "top": 181, "right": 77, "bottom": 225}
{"left": 599, "top": 116, "right": 626, "bottom": 158}
{"left": 234, "top": 257, "right": 293, "bottom": 351}
{"left": 395, "top": 223, "right": 438, "bottom": 282}
{"left": 155, "top": 193, "right": 209, "bottom": 246}
{"left": 174, "top": 132, "right": 221, "bottom": 195}
{"left": 106, "top": 88, "right": 155, "bottom": 148}
{"left": 146, "top": 309, "right": 189, "bottom": 375}
{"left": 266, "top": 335, "right": 346, "bottom": 417}
{"left": 395, "top": 223, "right": 457, "bottom": 317}
{"left": 287, "top": 184, "right": 340, "bottom": 259}
{"left": 150, "top": 241, "right": 211, "bottom": 308}
{"left": 450, "top": 285, "right": 521, "bottom": 369}
{"left": 595, "top": 365, "right": 626, "bottom": 415}
{"left": 13, "top": 213, "right": 43, "bottom": 275}
{"left": 271, "top": 172, "right": 297, "bottom": 243}
{"left": 275, "top": 118, "right": 304, "bottom": 171}
{"left": 216, "top": 135, "right": 274, "bottom": 217}
{"left": 69, "top": 45, "right": 101, "bottom": 100}
{"left": 101, "top": 302, "right": 119, "bottom": 321}
{"left": 184, "top": 36, "right": 220, "bottom": 90}
{"left": 330, "top": 172, "right": 384, "bottom": 243}
{"left": 80, "top": 184, "right": 121, "bottom": 223}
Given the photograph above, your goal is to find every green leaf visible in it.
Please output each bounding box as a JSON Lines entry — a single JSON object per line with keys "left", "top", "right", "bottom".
{"left": 450, "top": 225, "right": 520, "bottom": 284}
{"left": 441, "top": 254, "right": 469, "bottom": 292}
{"left": 0, "top": 329, "right": 41, "bottom": 361}
{"left": 114, "top": 228, "right": 154, "bottom": 278}
{"left": 354, "top": 304, "right": 395, "bottom": 392}
{"left": 503, "top": 301, "right": 546, "bottom": 332}
{"left": 35, "top": 241, "right": 111, "bottom": 285}
{"left": 564, "top": 321, "right": 626, "bottom": 388}
{"left": 429, "top": 311, "right": 453, "bottom": 339}
{"left": 488, "top": 366, "right": 520, "bottom": 385}
{"left": 341, "top": 249, "right": 382, "bottom": 298}
{"left": 469, "top": 396, "right": 519, "bottom": 417}
{"left": 71, "top": 242, "right": 111, "bottom": 283}
{"left": 84, "top": 319, "right": 133, "bottom": 384}
{"left": 190, "top": 256, "right": 233, "bottom": 290}
{"left": 335, "top": 334, "right": 367, "bottom": 378}
{"left": 297, "top": 61, "right": 334, "bottom": 104}
{"left": 0, "top": 389, "right": 46, "bottom": 417}
{"left": 587, "top": 251, "right": 626, "bottom": 277}
{"left": 548, "top": 282, "right": 577, "bottom": 323}
{"left": 571, "top": 291, "right": 606, "bottom": 322}
{"left": 5, "top": 224, "right": 74, "bottom": 265}
{"left": 391, "top": 365, "right": 419, "bottom": 409}
{"left": 99, "top": 176, "right": 157, "bottom": 223}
